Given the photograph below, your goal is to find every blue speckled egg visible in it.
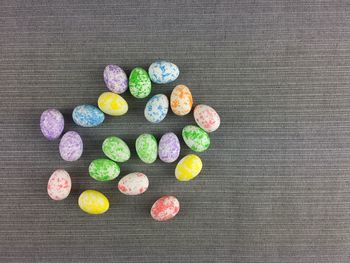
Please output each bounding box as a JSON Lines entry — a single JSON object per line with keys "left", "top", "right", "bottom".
{"left": 148, "top": 61, "right": 179, "bottom": 84}
{"left": 72, "top": 104, "right": 105, "bottom": 127}
{"left": 144, "top": 94, "right": 169, "bottom": 123}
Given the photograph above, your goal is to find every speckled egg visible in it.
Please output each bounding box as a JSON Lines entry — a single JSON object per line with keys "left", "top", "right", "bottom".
{"left": 170, "top": 85, "right": 193, "bottom": 116}
{"left": 151, "top": 195, "right": 180, "bottom": 221}
{"left": 144, "top": 94, "right": 169, "bottom": 123}
{"left": 72, "top": 104, "right": 105, "bottom": 127}
{"left": 194, "top": 104, "right": 220, "bottom": 133}
{"left": 103, "top": 64, "right": 128, "bottom": 94}
{"left": 78, "top": 190, "right": 109, "bottom": 215}
{"left": 175, "top": 154, "right": 202, "bottom": 181}
{"left": 182, "top": 125, "right": 210, "bottom": 152}
{"left": 135, "top": 133, "right": 157, "bottom": 164}
{"left": 59, "top": 131, "right": 83, "bottom": 161}
{"left": 118, "top": 172, "right": 149, "bottom": 195}
{"left": 102, "top": 136, "right": 130, "bottom": 163}
{"left": 158, "top": 132, "right": 180, "bottom": 163}
{"left": 98, "top": 92, "right": 128, "bottom": 116}
{"left": 89, "top": 158, "right": 120, "bottom": 181}
{"left": 148, "top": 61, "right": 179, "bottom": 84}
{"left": 129, "top": 67, "right": 152, "bottom": 99}
{"left": 40, "top": 109, "right": 64, "bottom": 140}
{"left": 47, "top": 169, "right": 71, "bottom": 201}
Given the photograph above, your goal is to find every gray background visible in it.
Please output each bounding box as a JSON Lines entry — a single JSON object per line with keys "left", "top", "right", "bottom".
{"left": 1, "top": 0, "right": 350, "bottom": 262}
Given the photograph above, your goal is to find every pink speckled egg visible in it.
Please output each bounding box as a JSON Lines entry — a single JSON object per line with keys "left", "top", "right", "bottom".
{"left": 118, "top": 172, "right": 149, "bottom": 195}
{"left": 150, "top": 195, "right": 180, "bottom": 221}
{"left": 194, "top": 104, "right": 220, "bottom": 133}
{"left": 47, "top": 169, "right": 71, "bottom": 201}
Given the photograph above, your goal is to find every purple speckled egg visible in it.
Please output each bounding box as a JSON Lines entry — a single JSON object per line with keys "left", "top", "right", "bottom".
{"left": 40, "top": 109, "right": 64, "bottom": 140}
{"left": 158, "top": 132, "right": 180, "bottom": 163}
{"left": 103, "top": 65, "right": 128, "bottom": 94}
{"left": 59, "top": 131, "right": 83, "bottom": 161}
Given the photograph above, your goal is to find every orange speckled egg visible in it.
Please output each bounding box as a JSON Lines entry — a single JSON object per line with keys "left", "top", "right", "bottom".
{"left": 170, "top": 85, "right": 193, "bottom": 116}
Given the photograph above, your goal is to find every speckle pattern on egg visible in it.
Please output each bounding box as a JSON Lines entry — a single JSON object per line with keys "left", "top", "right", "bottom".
{"left": 59, "top": 131, "right": 83, "bottom": 161}
{"left": 72, "top": 104, "right": 105, "bottom": 127}
{"left": 47, "top": 169, "right": 71, "bottom": 201}
{"left": 135, "top": 133, "right": 158, "bottom": 164}
{"left": 40, "top": 109, "right": 64, "bottom": 140}
{"left": 144, "top": 94, "right": 169, "bottom": 123}
{"left": 97, "top": 92, "right": 128, "bottom": 116}
{"left": 78, "top": 190, "right": 109, "bottom": 215}
{"left": 102, "top": 136, "right": 130, "bottom": 163}
{"left": 182, "top": 125, "right": 210, "bottom": 152}
{"left": 170, "top": 85, "right": 193, "bottom": 116}
{"left": 129, "top": 67, "right": 152, "bottom": 99}
{"left": 118, "top": 172, "right": 149, "bottom": 195}
{"left": 89, "top": 158, "right": 120, "bottom": 181}
{"left": 148, "top": 61, "right": 179, "bottom": 84}
{"left": 194, "top": 104, "right": 220, "bottom": 133}
{"left": 158, "top": 132, "right": 180, "bottom": 163}
{"left": 175, "top": 154, "right": 203, "bottom": 181}
{"left": 103, "top": 64, "right": 128, "bottom": 94}
{"left": 151, "top": 195, "right": 180, "bottom": 221}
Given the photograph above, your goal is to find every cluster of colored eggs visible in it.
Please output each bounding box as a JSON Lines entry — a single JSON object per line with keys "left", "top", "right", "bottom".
{"left": 40, "top": 60, "right": 220, "bottom": 221}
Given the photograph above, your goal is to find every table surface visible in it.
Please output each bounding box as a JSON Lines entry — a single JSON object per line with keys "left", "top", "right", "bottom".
{"left": 1, "top": 1, "right": 350, "bottom": 262}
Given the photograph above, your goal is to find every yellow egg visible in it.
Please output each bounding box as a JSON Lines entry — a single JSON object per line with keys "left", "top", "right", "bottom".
{"left": 78, "top": 190, "right": 109, "bottom": 215}
{"left": 175, "top": 154, "right": 202, "bottom": 181}
{"left": 97, "top": 92, "right": 128, "bottom": 116}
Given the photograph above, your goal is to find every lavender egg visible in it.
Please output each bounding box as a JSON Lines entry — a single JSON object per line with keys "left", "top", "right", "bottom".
{"left": 59, "top": 131, "right": 83, "bottom": 161}
{"left": 40, "top": 109, "right": 64, "bottom": 140}
{"left": 158, "top": 132, "right": 180, "bottom": 163}
{"left": 103, "top": 65, "right": 128, "bottom": 94}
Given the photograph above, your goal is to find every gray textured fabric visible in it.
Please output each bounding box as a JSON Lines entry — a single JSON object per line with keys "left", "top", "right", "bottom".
{"left": 1, "top": 0, "right": 350, "bottom": 262}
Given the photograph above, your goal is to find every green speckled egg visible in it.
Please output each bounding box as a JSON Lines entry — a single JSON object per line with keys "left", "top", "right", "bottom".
{"left": 89, "top": 158, "right": 120, "bottom": 181}
{"left": 129, "top": 67, "right": 152, "bottom": 99}
{"left": 135, "top": 133, "right": 157, "bottom": 163}
{"left": 182, "top": 125, "right": 210, "bottom": 152}
{"left": 102, "top": 136, "right": 130, "bottom": 162}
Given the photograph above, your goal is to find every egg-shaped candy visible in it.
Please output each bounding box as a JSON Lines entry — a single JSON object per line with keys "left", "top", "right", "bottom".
{"left": 102, "top": 136, "right": 130, "bottom": 163}
{"left": 144, "top": 94, "right": 169, "bottom": 123}
{"left": 103, "top": 64, "right": 128, "bottom": 94}
{"left": 175, "top": 154, "right": 202, "bottom": 181}
{"left": 135, "top": 133, "right": 157, "bottom": 164}
{"left": 118, "top": 172, "right": 149, "bottom": 195}
{"left": 78, "top": 190, "right": 109, "bottom": 215}
{"left": 89, "top": 158, "right": 120, "bottom": 181}
{"left": 148, "top": 61, "right": 179, "bottom": 84}
{"left": 151, "top": 195, "right": 180, "bottom": 221}
{"left": 40, "top": 109, "right": 64, "bottom": 140}
{"left": 72, "top": 104, "right": 105, "bottom": 127}
{"left": 129, "top": 67, "right": 152, "bottom": 99}
{"left": 98, "top": 92, "right": 128, "bottom": 116}
{"left": 59, "top": 131, "right": 83, "bottom": 161}
{"left": 158, "top": 132, "right": 180, "bottom": 163}
{"left": 47, "top": 169, "right": 71, "bottom": 201}
{"left": 182, "top": 125, "right": 210, "bottom": 152}
{"left": 194, "top": 104, "right": 220, "bottom": 133}
{"left": 170, "top": 85, "right": 193, "bottom": 116}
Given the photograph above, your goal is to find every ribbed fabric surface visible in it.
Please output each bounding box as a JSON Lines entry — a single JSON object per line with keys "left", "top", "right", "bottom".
{"left": 1, "top": 1, "right": 350, "bottom": 262}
